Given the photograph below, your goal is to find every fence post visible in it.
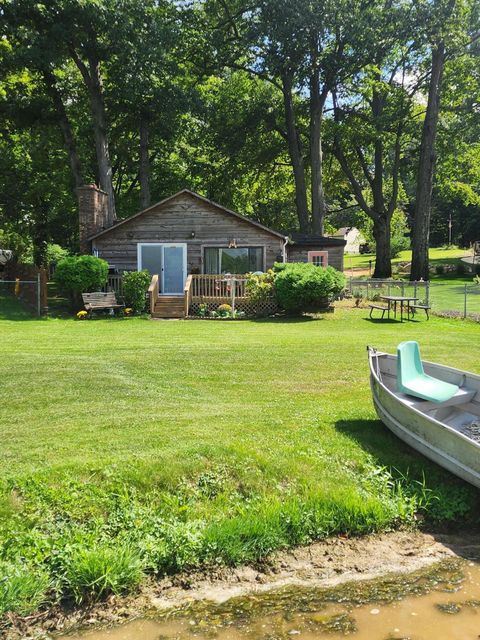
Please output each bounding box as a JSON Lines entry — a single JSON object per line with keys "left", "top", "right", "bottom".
{"left": 414, "top": 282, "right": 417, "bottom": 301}
{"left": 37, "top": 273, "right": 41, "bottom": 317}
{"left": 401, "top": 281, "right": 405, "bottom": 296}
{"left": 464, "top": 283, "right": 468, "bottom": 319}
{"left": 426, "top": 282, "right": 429, "bottom": 307}
{"left": 366, "top": 283, "right": 369, "bottom": 300}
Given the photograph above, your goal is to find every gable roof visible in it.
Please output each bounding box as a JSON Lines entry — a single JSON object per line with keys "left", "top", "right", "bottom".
{"left": 87, "top": 189, "right": 288, "bottom": 241}
{"left": 334, "top": 227, "right": 362, "bottom": 237}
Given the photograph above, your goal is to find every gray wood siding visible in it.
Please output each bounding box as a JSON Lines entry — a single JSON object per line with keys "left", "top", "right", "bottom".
{"left": 287, "top": 246, "right": 344, "bottom": 272}
{"left": 92, "top": 193, "right": 285, "bottom": 272}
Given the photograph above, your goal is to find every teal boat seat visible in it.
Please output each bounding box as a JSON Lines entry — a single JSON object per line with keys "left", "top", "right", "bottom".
{"left": 397, "top": 341, "right": 459, "bottom": 403}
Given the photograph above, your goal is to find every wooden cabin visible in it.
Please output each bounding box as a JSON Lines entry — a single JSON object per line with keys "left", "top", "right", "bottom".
{"left": 79, "top": 186, "right": 346, "bottom": 317}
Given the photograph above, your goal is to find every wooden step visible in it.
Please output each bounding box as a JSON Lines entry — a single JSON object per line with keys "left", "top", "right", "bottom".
{"left": 152, "top": 296, "right": 184, "bottom": 318}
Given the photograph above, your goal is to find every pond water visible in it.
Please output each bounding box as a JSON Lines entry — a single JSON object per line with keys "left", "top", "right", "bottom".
{"left": 63, "top": 559, "right": 480, "bottom": 640}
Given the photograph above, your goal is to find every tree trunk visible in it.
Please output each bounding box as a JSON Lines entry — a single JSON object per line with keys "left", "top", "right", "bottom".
{"left": 139, "top": 114, "right": 151, "bottom": 209}
{"left": 33, "top": 198, "right": 49, "bottom": 268}
{"left": 88, "top": 57, "right": 116, "bottom": 225}
{"left": 310, "top": 64, "right": 327, "bottom": 236}
{"left": 410, "top": 42, "right": 445, "bottom": 281}
{"left": 42, "top": 69, "right": 84, "bottom": 189}
{"left": 371, "top": 86, "right": 392, "bottom": 278}
{"left": 281, "top": 72, "right": 310, "bottom": 233}
{"left": 372, "top": 214, "right": 392, "bottom": 278}
{"left": 70, "top": 45, "right": 116, "bottom": 224}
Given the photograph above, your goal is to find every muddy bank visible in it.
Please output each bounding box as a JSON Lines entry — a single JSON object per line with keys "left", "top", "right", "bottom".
{"left": 4, "top": 529, "right": 480, "bottom": 639}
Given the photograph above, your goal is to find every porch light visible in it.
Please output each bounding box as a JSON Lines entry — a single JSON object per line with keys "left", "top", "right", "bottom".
{"left": 191, "top": 231, "right": 196, "bottom": 238}
{"left": 228, "top": 238, "right": 237, "bottom": 248}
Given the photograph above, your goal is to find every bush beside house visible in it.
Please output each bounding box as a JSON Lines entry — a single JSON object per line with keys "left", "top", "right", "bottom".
{"left": 274, "top": 262, "right": 346, "bottom": 313}
{"left": 54, "top": 255, "right": 109, "bottom": 307}
{"left": 122, "top": 270, "right": 151, "bottom": 313}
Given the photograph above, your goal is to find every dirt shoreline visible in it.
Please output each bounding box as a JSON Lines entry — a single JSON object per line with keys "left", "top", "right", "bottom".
{"left": 4, "top": 529, "right": 480, "bottom": 639}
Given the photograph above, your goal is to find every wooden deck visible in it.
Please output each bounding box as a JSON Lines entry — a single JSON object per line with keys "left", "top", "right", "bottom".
{"left": 149, "top": 274, "right": 256, "bottom": 318}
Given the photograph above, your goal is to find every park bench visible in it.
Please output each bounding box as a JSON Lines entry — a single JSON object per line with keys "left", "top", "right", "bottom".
{"left": 368, "top": 303, "right": 388, "bottom": 319}
{"left": 409, "top": 303, "right": 431, "bottom": 320}
{"left": 82, "top": 291, "right": 124, "bottom": 315}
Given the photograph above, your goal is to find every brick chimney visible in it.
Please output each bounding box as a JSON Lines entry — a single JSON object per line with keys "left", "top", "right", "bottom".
{"left": 77, "top": 184, "right": 110, "bottom": 253}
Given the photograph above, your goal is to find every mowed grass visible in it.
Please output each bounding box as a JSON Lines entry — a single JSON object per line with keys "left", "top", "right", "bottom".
{"left": 345, "top": 247, "right": 470, "bottom": 270}
{"left": 1, "top": 293, "right": 480, "bottom": 615}
{"left": 344, "top": 247, "right": 480, "bottom": 315}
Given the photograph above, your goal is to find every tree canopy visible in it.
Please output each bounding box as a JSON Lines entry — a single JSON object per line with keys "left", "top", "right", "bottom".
{"left": 0, "top": 0, "right": 478, "bottom": 276}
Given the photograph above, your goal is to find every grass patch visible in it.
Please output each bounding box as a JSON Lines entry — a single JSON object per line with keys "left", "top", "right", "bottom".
{"left": 0, "top": 562, "right": 51, "bottom": 616}
{"left": 345, "top": 247, "right": 470, "bottom": 271}
{"left": 1, "top": 292, "right": 480, "bottom": 615}
{"left": 64, "top": 545, "right": 144, "bottom": 603}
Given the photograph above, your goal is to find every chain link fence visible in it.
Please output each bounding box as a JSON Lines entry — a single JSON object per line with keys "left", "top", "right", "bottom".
{"left": 348, "top": 278, "right": 480, "bottom": 319}
{"left": 0, "top": 274, "right": 46, "bottom": 316}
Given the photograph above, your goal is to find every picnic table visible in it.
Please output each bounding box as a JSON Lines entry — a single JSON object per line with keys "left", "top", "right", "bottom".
{"left": 380, "top": 295, "right": 418, "bottom": 322}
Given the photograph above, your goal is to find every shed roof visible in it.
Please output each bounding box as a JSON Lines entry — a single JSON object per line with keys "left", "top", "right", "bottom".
{"left": 87, "top": 189, "right": 288, "bottom": 241}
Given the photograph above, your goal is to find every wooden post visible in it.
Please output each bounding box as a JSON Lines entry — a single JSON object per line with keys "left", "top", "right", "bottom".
{"left": 37, "top": 273, "right": 41, "bottom": 317}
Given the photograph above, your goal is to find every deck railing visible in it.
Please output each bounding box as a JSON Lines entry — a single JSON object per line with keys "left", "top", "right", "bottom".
{"left": 148, "top": 274, "right": 159, "bottom": 314}
{"left": 190, "top": 274, "right": 248, "bottom": 299}
{"left": 184, "top": 275, "right": 193, "bottom": 317}
{"left": 148, "top": 272, "right": 278, "bottom": 317}
{"left": 102, "top": 274, "right": 123, "bottom": 296}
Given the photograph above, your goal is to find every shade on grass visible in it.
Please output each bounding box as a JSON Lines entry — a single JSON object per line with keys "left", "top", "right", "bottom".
{"left": 1, "top": 293, "right": 479, "bottom": 611}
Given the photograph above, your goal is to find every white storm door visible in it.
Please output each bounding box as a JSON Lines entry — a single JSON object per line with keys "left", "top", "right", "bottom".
{"left": 161, "top": 244, "right": 187, "bottom": 294}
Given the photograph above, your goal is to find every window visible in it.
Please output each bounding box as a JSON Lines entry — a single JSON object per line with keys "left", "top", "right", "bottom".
{"left": 308, "top": 251, "right": 329, "bottom": 267}
{"left": 204, "top": 247, "right": 264, "bottom": 274}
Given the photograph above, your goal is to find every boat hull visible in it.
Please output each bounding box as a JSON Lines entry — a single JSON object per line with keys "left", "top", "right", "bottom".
{"left": 369, "top": 352, "right": 480, "bottom": 489}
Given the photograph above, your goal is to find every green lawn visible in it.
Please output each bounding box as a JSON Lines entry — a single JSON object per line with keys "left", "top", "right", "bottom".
{"left": 345, "top": 247, "right": 470, "bottom": 271}
{"left": 1, "top": 293, "right": 480, "bottom": 616}
{"left": 345, "top": 247, "right": 480, "bottom": 315}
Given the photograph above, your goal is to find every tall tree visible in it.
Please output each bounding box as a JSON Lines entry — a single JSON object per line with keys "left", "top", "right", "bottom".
{"left": 331, "top": 0, "right": 423, "bottom": 278}
{"left": 411, "top": 0, "right": 473, "bottom": 280}
{"left": 410, "top": 43, "right": 446, "bottom": 280}
{"left": 204, "top": 0, "right": 362, "bottom": 234}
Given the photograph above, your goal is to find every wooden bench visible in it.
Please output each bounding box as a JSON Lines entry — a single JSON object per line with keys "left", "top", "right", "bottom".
{"left": 369, "top": 304, "right": 388, "bottom": 319}
{"left": 82, "top": 291, "right": 124, "bottom": 314}
{"left": 409, "top": 304, "right": 431, "bottom": 320}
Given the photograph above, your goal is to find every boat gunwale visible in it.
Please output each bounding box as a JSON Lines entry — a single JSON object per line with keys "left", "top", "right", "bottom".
{"left": 367, "top": 348, "right": 480, "bottom": 451}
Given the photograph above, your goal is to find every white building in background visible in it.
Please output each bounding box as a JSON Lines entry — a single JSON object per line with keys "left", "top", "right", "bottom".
{"left": 334, "top": 227, "right": 365, "bottom": 254}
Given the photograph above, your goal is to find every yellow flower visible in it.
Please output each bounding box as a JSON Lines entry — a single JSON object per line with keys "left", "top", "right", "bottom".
{"left": 76, "top": 310, "right": 88, "bottom": 319}
{"left": 124, "top": 308, "right": 133, "bottom": 315}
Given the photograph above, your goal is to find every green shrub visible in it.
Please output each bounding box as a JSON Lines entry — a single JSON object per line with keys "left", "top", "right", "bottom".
{"left": 273, "top": 262, "right": 346, "bottom": 313}
{"left": 390, "top": 234, "right": 409, "bottom": 258}
{"left": 46, "top": 244, "right": 70, "bottom": 266}
{"left": 54, "top": 255, "right": 108, "bottom": 304}
{"left": 64, "top": 544, "right": 144, "bottom": 603}
{"left": 435, "top": 264, "right": 445, "bottom": 275}
{"left": 456, "top": 262, "right": 467, "bottom": 276}
{"left": 122, "top": 270, "right": 151, "bottom": 313}
{"left": 245, "top": 270, "right": 275, "bottom": 305}
{"left": 142, "top": 520, "right": 205, "bottom": 574}
{"left": 0, "top": 562, "right": 51, "bottom": 616}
